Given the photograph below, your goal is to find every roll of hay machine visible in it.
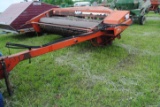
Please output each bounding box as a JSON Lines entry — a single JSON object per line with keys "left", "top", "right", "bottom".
{"left": 111, "top": 0, "right": 151, "bottom": 25}
{"left": 0, "top": 6, "right": 132, "bottom": 95}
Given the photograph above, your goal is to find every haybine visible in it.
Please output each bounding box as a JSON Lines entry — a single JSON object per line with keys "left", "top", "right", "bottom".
{"left": 0, "top": 7, "right": 132, "bottom": 95}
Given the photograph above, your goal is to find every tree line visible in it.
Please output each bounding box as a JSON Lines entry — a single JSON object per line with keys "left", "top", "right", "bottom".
{"left": 42, "top": 0, "right": 73, "bottom": 5}
{"left": 32, "top": 0, "right": 114, "bottom": 6}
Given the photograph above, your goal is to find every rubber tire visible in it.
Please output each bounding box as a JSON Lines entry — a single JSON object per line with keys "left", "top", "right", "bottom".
{"left": 0, "top": 93, "right": 4, "bottom": 107}
{"left": 158, "top": 9, "right": 160, "bottom": 14}
{"left": 139, "top": 16, "right": 146, "bottom": 25}
{"left": 145, "top": 8, "right": 149, "bottom": 14}
{"left": 154, "top": 10, "right": 158, "bottom": 13}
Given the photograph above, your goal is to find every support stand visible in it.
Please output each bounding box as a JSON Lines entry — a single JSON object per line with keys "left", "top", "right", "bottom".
{"left": 1, "top": 61, "right": 13, "bottom": 96}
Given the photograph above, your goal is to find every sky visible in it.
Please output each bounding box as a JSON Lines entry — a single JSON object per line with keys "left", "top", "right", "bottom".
{"left": 0, "top": 0, "right": 32, "bottom": 12}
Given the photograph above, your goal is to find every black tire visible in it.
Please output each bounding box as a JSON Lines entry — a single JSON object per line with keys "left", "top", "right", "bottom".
{"left": 139, "top": 16, "right": 146, "bottom": 25}
{"left": 145, "top": 8, "right": 149, "bottom": 14}
{"left": 0, "top": 93, "right": 4, "bottom": 107}
{"left": 158, "top": 8, "right": 160, "bottom": 13}
{"left": 154, "top": 10, "right": 158, "bottom": 13}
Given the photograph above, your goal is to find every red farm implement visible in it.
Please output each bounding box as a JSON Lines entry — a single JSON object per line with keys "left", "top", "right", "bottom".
{"left": 150, "top": 0, "right": 160, "bottom": 13}
{"left": 0, "top": 6, "right": 132, "bottom": 95}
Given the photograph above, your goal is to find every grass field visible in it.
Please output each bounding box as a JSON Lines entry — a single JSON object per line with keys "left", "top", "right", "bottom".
{"left": 0, "top": 13, "right": 160, "bottom": 107}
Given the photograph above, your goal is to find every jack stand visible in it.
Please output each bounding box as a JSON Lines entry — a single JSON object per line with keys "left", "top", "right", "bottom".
{"left": 1, "top": 61, "right": 13, "bottom": 96}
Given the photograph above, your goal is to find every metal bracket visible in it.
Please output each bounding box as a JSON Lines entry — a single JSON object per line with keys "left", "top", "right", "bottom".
{"left": 1, "top": 61, "right": 13, "bottom": 96}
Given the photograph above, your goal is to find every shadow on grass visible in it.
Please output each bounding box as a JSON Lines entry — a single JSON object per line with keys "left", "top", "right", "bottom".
{"left": 71, "top": 40, "right": 126, "bottom": 56}
{"left": 0, "top": 32, "right": 37, "bottom": 42}
{"left": 8, "top": 32, "right": 40, "bottom": 40}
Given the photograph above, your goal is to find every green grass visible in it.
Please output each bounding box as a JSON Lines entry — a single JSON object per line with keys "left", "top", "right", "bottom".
{"left": 146, "top": 11, "right": 160, "bottom": 17}
{"left": 0, "top": 12, "right": 160, "bottom": 107}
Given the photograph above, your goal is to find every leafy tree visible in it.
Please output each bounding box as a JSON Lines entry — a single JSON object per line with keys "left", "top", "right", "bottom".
{"left": 90, "top": 0, "right": 102, "bottom": 4}
{"left": 42, "top": 0, "right": 73, "bottom": 5}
